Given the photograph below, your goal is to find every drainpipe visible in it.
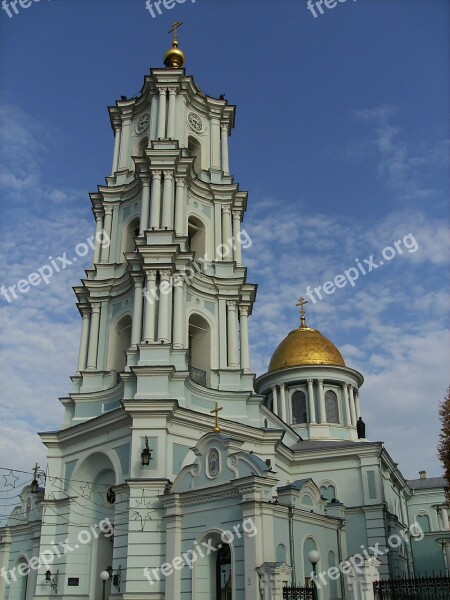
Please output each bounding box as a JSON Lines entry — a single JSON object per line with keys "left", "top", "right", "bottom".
{"left": 288, "top": 505, "right": 296, "bottom": 586}
{"left": 337, "top": 519, "right": 345, "bottom": 600}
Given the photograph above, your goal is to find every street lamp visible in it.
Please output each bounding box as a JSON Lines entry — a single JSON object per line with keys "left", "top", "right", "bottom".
{"left": 99, "top": 570, "right": 110, "bottom": 600}
{"left": 308, "top": 550, "right": 320, "bottom": 600}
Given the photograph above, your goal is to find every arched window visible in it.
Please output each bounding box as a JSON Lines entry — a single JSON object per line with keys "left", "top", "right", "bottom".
{"left": 416, "top": 513, "right": 431, "bottom": 533}
{"left": 11, "top": 557, "right": 29, "bottom": 599}
{"left": 325, "top": 390, "right": 339, "bottom": 423}
{"left": 107, "top": 314, "right": 132, "bottom": 374}
{"left": 187, "top": 215, "right": 206, "bottom": 259}
{"left": 188, "top": 313, "right": 211, "bottom": 387}
{"left": 320, "top": 484, "right": 336, "bottom": 501}
{"left": 328, "top": 551, "right": 338, "bottom": 598}
{"left": 276, "top": 543, "right": 287, "bottom": 563}
{"left": 188, "top": 136, "right": 202, "bottom": 175}
{"left": 122, "top": 216, "right": 140, "bottom": 257}
{"left": 292, "top": 391, "right": 307, "bottom": 424}
{"left": 131, "top": 137, "right": 148, "bottom": 171}
{"left": 303, "top": 537, "right": 319, "bottom": 586}
{"left": 216, "top": 544, "right": 232, "bottom": 600}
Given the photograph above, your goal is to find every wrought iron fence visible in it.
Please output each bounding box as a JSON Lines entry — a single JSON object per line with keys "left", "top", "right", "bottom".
{"left": 189, "top": 366, "right": 207, "bottom": 387}
{"left": 282, "top": 585, "right": 314, "bottom": 600}
{"left": 373, "top": 574, "right": 450, "bottom": 600}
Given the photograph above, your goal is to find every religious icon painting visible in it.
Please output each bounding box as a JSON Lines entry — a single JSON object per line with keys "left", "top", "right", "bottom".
{"left": 207, "top": 448, "right": 220, "bottom": 478}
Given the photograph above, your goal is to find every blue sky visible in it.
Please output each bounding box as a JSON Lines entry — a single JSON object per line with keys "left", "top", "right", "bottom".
{"left": 0, "top": 0, "right": 449, "bottom": 496}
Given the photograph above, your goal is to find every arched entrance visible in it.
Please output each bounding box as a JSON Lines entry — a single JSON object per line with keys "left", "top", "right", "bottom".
{"left": 193, "top": 533, "right": 233, "bottom": 600}
{"left": 216, "top": 544, "right": 232, "bottom": 600}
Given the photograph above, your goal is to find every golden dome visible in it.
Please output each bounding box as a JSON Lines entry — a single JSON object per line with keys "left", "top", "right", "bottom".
{"left": 164, "top": 22, "right": 185, "bottom": 69}
{"left": 268, "top": 326, "right": 346, "bottom": 372}
{"left": 164, "top": 44, "right": 185, "bottom": 69}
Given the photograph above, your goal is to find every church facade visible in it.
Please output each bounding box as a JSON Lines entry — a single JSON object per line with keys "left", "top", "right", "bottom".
{"left": 1, "top": 34, "right": 448, "bottom": 600}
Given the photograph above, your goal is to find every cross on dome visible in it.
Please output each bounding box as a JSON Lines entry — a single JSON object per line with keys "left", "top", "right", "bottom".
{"left": 296, "top": 296, "right": 308, "bottom": 329}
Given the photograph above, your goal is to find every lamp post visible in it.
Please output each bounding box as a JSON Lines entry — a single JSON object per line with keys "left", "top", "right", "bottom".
{"left": 308, "top": 550, "right": 320, "bottom": 600}
{"left": 99, "top": 570, "right": 110, "bottom": 600}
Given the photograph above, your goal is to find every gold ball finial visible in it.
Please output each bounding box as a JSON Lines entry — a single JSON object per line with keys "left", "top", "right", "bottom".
{"left": 164, "top": 21, "right": 186, "bottom": 69}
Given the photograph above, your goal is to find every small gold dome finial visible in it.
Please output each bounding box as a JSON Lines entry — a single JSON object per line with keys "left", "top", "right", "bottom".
{"left": 296, "top": 296, "right": 309, "bottom": 329}
{"left": 164, "top": 21, "right": 186, "bottom": 69}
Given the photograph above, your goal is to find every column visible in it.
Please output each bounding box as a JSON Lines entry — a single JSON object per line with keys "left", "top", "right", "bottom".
{"left": 161, "top": 171, "right": 174, "bottom": 229}
{"left": 221, "top": 123, "right": 230, "bottom": 174}
{"left": 348, "top": 384, "right": 356, "bottom": 426}
{"left": 227, "top": 301, "right": 239, "bottom": 367}
{"left": 93, "top": 211, "right": 104, "bottom": 264}
{"left": 86, "top": 302, "right": 101, "bottom": 369}
{"left": 307, "top": 378, "right": 316, "bottom": 423}
{"left": 279, "top": 383, "right": 287, "bottom": 423}
{"left": 239, "top": 305, "right": 250, "bottom": 371}
{"left": 157, "top": 270, "right": 172, "bottom": 343}
{"left": 157, "top": 87, "right": 167, "bottom": 139}
{"left": 355, "top": 390, "right": 361, "bottom": 419}
{"left": 111, "top": 124, "right": 121, "bottom": 174}
{"left": 287, "top": 388, "right": 293, "bottom": 424}
{"left": 77, "top": 307, "right": 91, "bottom": 371}
{"left": 164, "top": 509, "right": 182, "bottom": 598}
{"left": 232, "top": 210, "right": 242, "bottom": 265}
{"left": 222, "top": 205, "right": 233, "bottom": 261}
{"left": 131, "top": 276, "right": 144, "bottom": 346}
{"left": 173, "top": 276, "right": 184, "bottom": 349}
{"left": 444, "top": 541, "right": 450, "bottom": 575}
{"left": 441, "top": 507, "right": 450, "bottom": 530}
{"left": 174, "top": 177, "right": 186, "bottom": 236}
{"left": 149, "top": 171, "right": 162, "bottom": 229}
{"left": 118, "top": 116, "right": 132, "bottom": 169}
{"left": 100, "top": 206, "right": 113, "bottom": 263}
{"left": 140, "top": 178, "right": 151, "bottom": 235}
{"left": 143, "top": 270, "right": 157, "bottom": 342}
{"left": 272, "top": 385, "right": 279, "bottom": 416}
{"left": 211, "top": 117, "right": 221, "bottom": 170}
{"left": 318, "top": 379, "right": 326, "bottom": 423}
{"left": 342, "top": 383, "right": 351, "bottom": 426}
{"left": 167, "top": 87, "right": 177, "bottom": 139}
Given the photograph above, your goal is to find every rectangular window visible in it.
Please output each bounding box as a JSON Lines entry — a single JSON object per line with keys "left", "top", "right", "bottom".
{"left": 367, "top": 470, "right": 377, "bottom": 499}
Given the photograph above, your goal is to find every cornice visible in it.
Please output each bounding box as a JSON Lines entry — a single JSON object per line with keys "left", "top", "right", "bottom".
{"left": 38, "top": 408, "right": 130, "bottom": 447}
{"left": 255, "top": 364, "right": 364, "bottom": 394}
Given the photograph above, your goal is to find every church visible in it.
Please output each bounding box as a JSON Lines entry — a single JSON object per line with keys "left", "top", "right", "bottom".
{"left": 1, "top": 29, "right": 448, "bottom": 600}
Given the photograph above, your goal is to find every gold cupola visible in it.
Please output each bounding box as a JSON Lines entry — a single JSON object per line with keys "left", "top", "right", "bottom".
{"left": 164, "top": 21, "right": 186, "bottom": 69}
{"left": 268, "top": 298, "right": 346, "bottom": 372}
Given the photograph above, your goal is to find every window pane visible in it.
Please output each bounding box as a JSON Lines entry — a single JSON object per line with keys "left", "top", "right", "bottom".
{"left": 325, "top": 390, "right": 339, "bottom": 423}
{"left": 292, "top": 391, "right": 307, "bottom": 424}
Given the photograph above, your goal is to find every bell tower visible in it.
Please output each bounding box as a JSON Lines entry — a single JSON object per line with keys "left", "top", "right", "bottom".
{"left": 66, "top": 25, "right": 257, "bottom": 430}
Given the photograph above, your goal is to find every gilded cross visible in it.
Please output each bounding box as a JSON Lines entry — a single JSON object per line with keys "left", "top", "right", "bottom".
{"left": 169, "top": 21, "right": 183, "bottom": 44}
{"left": 210, "top": 402, "right": 223, "bottom": 433}
{"left": 296, "top": 296, "right": 308, "bottom": 328}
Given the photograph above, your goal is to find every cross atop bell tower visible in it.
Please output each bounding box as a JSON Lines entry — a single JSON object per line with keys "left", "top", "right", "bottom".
{"left": 69, "top": 33, "right": 257, "bottom": 430}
